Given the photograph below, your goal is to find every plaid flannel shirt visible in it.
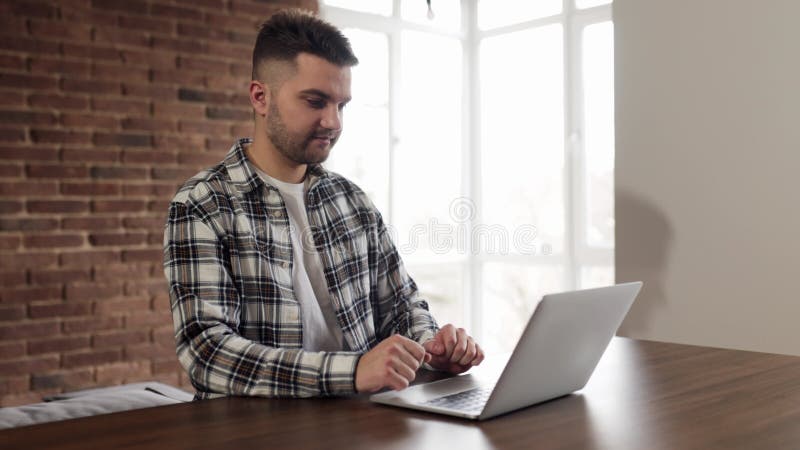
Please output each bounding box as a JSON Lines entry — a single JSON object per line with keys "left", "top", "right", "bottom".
{"left": 164, "top": 138, "right": 438, "bottom": 399}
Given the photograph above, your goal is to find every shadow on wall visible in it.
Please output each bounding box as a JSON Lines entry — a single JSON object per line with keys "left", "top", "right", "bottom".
{"left": 615, "top": 189, "right": 672, "bottom": 338}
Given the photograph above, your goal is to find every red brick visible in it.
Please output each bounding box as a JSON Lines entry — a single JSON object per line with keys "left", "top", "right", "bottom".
{"left": 93, "top": 263, "right": 150, "bottom": 281}
{"left": 31, "top": 369, "right": 94, "bottom": 390}
{"left": 29, "top": 301, "right": 92, "bottom": 319}
{"left": 122, "top": 217, "right": 164, "bottom": 229}
{"left": 92, "top": 26, "right": 151, "bottom": 49}
{"left": 0, "top": 356, "right": 59, "bottom": 376}
{"left": 0, "top": 341, "right": 26, "bottom": 359}
{"left": 176, "top": 22, "right": 227, "bottom": 40}
{"left": 231, "top": 124, "right": 253, "bottom": 137}
{"left": 92, "top": 330, "right": 149, "bottom": 348}
{"left": 62, "top": 316, "right": 123, "bottom": 334}
{"left": 0, "top": 304, "right": 26, "bottom": 321}
{"left": 152, "top": 101, "right": 204, "bottom": 119}
{"left": 0, "top": 218, "right": 58, "bottom": 231}
{"left": 0, "top": 322, "right": 61, "bottom": 340}
{"left": 61, "top": 182, "right": 120, "bottom": 196}
{"left": 123, "top": 183, "right": 177, "bottom": 196}
{"left": 177, "top": 88, "right": 229, "bottom": 104}
{"left": 30, "top": 129, "right": 92, "bottom": 145}
{"left": 93, "top": 297, "right": 150, "bottom": 315}
{"left": 9, "top": 1, "right": 58, "bottom": 18}
{"left": 64, "top": 283, "right": 122, "bottom": 302}
{"left": 0, "top": 181, "right": 58, "bottom": 196}
{"left": 152, "top": 358, "right": 181, "bottom": 375}
{"left": 206, "top": 138, "right": 234, "bottom": 151}
{"left": 206, "top": 42, "right": 251, "bottom": 61}
{"left": 59, "top": 250, "right": 120, "bottom": 266}
{"left": 230, "top": 63, "right": 251, "bottom": 77}
{"left": 0, "top": 37, "right": 60, "bottom": 55}
{"left": 178, "top": 120, "right": 230, "bottom": 136}
{"left": 0, "top": 236, "right": 21, "bottom": 250}
{"left": 62, "top": 349, "right": 121, "bottom": 368}
{"left": 0, "top": 128, "right": 26, "bottom": 142}
{"left": 121, "top": 249, "right": 162, "bottom": 264}
{"left": 62, "top": 43, "right": 122, "bottom": 62}
{"left": 121, "top": 149, "right": 177, "bottom": 164}
{"left": 28, "top": 57, "right": 90, "bottom": 77}
{"left": 204, "top": 11, "right": 261, "bottom": 30}
{"left": 148, "top": 200, "right": 170, "bottom": 213}
{"left": 121, "top": 117, "right": 176, "bottom": 133}
{"left": 0, "top": 91, "right": 25, "bottom": 106}
{"left": 207, "top": 106, "right": 250, "bottom": 121}
{"left": 176, "top": 0, "right": 224, "bottom": 8}
{"left": 122, "top": 83, "right": 177, "bottom": 99}
{"left": 0, "top": 252, "right": 58, "bottom": 269}
{"left": 151, "top": 69, "right": 205, "bottom": 86}
{"left": 0, "top": 109, "right": 58, "bottom": 125}
{"left": 62, "top": 147, "right": 119, "bottom": 163}
{"left": 28, "top": 93, "right": 89, "bottom": 110}
{"left": 91, "top": 200, "right": 146, "bottom": 213}
{"left": 147, "top": 232, "right": 163, "bottom": 245}
{"left": 26, "top": 164, "right": 89, "bottom": 178}
{"left": 0, "top": 271, "right": 26, "bottom": 286}
{"left": 0, "top": 200, "right": 23, "bottom": 213}
{"left": 95, "top": 360, "right": 150, "bottom": 384}
{"left": 228, "top": 0, "right": 283, "bottom": 17}
{"left": 90, "top": 0, "right": 147, "bottom": 14}
{"left": 0, "top": 145, "right": 59, "bottom": 161}
{"left": 206, "top": 75, "right": 245, "bottom": 91}
{"left": 30, "top": 269, "right": 91, "bottom": 285}
{"left": 29, "top": 20, "right": 92, "bottom": 41}
{"left": 118, "top": 15, "right": 174, "bottom": 33}
{"left": 60, "top": 113, "right": 118, "bottom": 129}
{"left": 0, "top": 73, "right": 58, "bottom": 90}
{"left": 0, "top": 53, "right": 25, "bottom": 70}
{"left": 90, "top": 166, "right": 147, "bottom": 179}
{"left": 0, "top": 163, "right": 22, "bottom": 177}
{"left": 89, "top": 232, "right": 147, "bottom": 247}
{"left": 0, "top": 17, "right": 27, "bottom": 36}
{"left": 152, "top": 167, "right": 198, "bottom": 181}
{"left": 28, "top": 336, "right": 91, "bottom": 355}
{"left": 124, "top": 342, "right": 174, "bottom": 360}
{"left": 91, "top": 98, "right": 149, "bottom": 115}
{"left": 93, "top": 132, "right": 153, "bottom": 148}
{"left": 0, "top": 376, "right": 29, "bottom": 396}
{"left": 61, "top": 77, "right": 120, "bottom": 95}
{"left": 23, "top": 234, "right": 84, "bottom": 248}
{"left": 62, "top": 217, "right": 121, "bottom": 230}
{"left": 60, "top": 4, "right": 119, "bottom": 28}
{"left": 177, "top": 56, "right": 228, "bottom": 73}
{"left": 27, "top": 200, "right": 89, "bottom": 214}
{"left": 120, "top": 49, "right": 176, "bottom": 68}
{"left": 93, "top": 63, "right": 150, "bottom": 84}
{"left": 0, "top": 285, "right": 62, "bottom": 303}
{"left": 151, "top": 3, "right": 204, "bottom": 21}
{"left": 151, "top": 36, "right": 206, "bottom": 54}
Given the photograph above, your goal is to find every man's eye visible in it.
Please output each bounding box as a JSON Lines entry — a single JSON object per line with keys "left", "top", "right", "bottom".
{"left": 307, "top": 99, "right": 325, "bottom": 109}
{"left": 338, "top": 103, "right": 348, "bottom": 111}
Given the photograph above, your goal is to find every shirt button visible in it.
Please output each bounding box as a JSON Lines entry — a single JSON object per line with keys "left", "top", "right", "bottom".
{"left": 273, "top": 210, "right": 283, "bottom": 218}
{"left": 281, "top": 261, "right": 290, "bottom": 269}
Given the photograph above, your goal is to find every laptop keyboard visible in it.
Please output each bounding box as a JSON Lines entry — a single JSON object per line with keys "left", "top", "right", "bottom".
{"left": 423, "top": 386, "right": 493, "bottom": 413}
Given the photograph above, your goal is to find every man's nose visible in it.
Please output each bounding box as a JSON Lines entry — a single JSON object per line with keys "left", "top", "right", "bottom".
{"left": 320, "top": 106, "right": 342, "bottom": 131}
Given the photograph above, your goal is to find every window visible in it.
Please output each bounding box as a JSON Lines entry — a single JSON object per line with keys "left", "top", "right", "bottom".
{"left": 322, "top": 0, "right": 614, "bottom": 353}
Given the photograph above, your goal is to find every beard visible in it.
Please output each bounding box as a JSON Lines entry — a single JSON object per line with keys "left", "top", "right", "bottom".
{"left": 266, "top": 101, "right": 338, "bottom": 165}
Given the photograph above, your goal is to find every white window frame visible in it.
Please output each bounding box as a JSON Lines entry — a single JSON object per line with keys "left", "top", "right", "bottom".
{"left": 321, "top": 0, "right": 614, "bottom": 344}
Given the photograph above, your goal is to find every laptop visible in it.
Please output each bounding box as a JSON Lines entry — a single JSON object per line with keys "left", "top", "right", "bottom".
{"left": 370, "top": 282, "right": 643, "bottom": 420}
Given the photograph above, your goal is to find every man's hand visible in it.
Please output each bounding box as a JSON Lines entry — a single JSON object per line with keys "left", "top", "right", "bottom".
{"left": 422, "top": 324, "right": 484, "bottom": 374}
{"left": 355, "top": 334, "right": 430, "bottom": 393}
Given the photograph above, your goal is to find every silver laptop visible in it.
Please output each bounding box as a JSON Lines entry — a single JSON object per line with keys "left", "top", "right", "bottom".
{"left": 370, "top": 282, "right": 643, "bottom": 420}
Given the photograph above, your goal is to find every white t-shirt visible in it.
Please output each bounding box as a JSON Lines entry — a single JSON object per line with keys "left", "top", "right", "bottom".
{"left": 254, "top": 167, "right": 345, "bottom": 352}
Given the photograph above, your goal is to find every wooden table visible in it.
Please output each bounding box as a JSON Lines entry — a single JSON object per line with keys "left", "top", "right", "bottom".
{"left": 3, "top": 338, "right": 800, "bottom": 449}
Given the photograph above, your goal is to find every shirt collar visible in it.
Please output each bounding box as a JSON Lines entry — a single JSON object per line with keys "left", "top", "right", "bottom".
{"left": 224, "top": 138, "right": 329, "bottom": 195}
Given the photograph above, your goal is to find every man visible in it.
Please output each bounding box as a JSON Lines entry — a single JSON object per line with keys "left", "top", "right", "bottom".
{"left": 164, "top": 9, "right": 483, "bottom": 399}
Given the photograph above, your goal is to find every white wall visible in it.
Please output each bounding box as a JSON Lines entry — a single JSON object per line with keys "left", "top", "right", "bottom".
{"left": 614, "top": 0, "right": 800, "bottom": 355}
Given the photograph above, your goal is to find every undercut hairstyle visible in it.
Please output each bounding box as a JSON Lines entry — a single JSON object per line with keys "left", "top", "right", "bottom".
{"left": 251, "top": 9, "right": 359, "bottom": 81}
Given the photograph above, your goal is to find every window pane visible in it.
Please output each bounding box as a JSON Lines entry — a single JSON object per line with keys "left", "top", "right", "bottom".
{"left": 580, "top": 265, "right": 615, "bottom": 289}
{"left": 322, "top": 0, "right": 392, "bottom": 16}
{"left": 482, "top": 263, "right": 564, "bottom": 353}
{"left": 394, "top": 31, "right": 463, "bottom": 263}
{"left": 407, "top": 262, "right": 465, "bottom": 327}
{"left": 575, "top": 0, "right": 612, "bottom": 9}
{"left": 401, "top": 0, "right": 460, "bottom": 31}
{"left": 477, "top": 0, "right": 561, "bottom": 30}
{"left": 480, "top": 25, "right": 564, "bottom": 256}
{"left": 582, "top": 21, "right": 614, "bottom": 249}
{"left": 326, "top": 29, "right": 390, "bottom": 214}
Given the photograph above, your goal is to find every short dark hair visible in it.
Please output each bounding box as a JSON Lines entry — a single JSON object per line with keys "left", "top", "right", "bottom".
{"left": 252, "top": 9, "right": 358, "bottom": 80}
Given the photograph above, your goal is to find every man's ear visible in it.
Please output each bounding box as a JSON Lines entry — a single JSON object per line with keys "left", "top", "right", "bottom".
{"left": 249, "top": 80, "right": 270, "bottom": 117}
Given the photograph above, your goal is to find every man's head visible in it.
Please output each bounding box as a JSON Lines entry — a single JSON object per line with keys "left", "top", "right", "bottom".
{"left": 250, "top": 10, "right": 358, "bottom": 168}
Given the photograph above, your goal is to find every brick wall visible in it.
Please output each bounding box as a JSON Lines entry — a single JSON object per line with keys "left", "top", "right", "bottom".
{"left": 0, "top": 0, "right": 316, "bottom": 407}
